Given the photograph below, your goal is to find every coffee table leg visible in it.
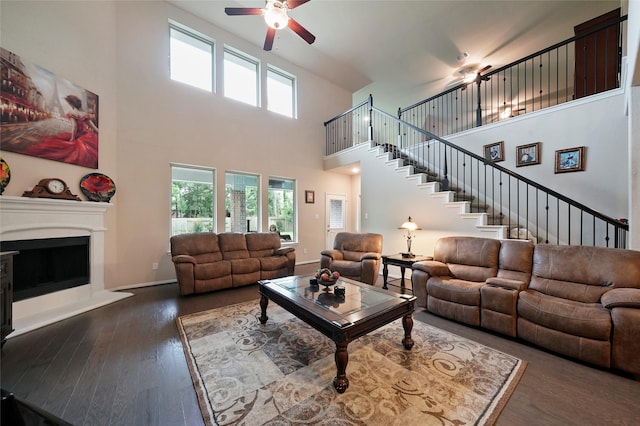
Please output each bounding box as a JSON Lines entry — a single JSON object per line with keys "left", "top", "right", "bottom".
{"left": 402, "top": 313, "right": 415, "bottom": 349}
{"left": 259, "top": 295, "right": 269, "bottom": 324}
{"left": 333, "top": 340, "right": 349, "bottom": 393}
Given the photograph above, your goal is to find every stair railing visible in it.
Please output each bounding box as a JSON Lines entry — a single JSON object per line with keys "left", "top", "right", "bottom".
{"left": 323, "top": 98, "right": 628, "bottom": 248}
{"left": 398, "top": 14, "right": 627, "bottom": 136}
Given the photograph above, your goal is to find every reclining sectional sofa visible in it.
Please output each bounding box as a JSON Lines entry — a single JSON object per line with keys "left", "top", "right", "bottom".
{"left": 411, "top": 236, "right": 640, "bottom": 377}
{"left": 170, "top": 232, "right": 295, "bottom": 295}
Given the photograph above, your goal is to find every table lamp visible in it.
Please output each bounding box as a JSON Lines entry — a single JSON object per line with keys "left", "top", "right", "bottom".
{"left": 399, "top": 216, "right": 420, "bottom": 258}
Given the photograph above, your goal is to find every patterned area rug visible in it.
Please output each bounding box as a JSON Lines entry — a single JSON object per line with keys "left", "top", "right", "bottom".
{"left": 177, "top": 300, "right": 526, "bottom": 426}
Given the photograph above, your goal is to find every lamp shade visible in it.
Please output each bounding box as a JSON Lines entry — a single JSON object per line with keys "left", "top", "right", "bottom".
{"left": 264, "top": 2, "right": 289, "bottom": 29}
{"left": 399, "top": 216, "right": 421, "bottom": 231}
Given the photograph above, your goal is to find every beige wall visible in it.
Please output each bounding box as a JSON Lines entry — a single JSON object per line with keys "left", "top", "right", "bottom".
{"left": 1, "top": 1, "right": 354, "bottom": 289}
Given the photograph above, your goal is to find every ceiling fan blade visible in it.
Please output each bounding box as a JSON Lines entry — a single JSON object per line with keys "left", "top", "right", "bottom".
{"left": 264, "top": 27, "right": 276, "bottom": 51}
{"left": 288, "top": 18, "right": 315, "bottom": 45}
{"left": 287, "top": 0, "right": 311, "bottom": 9}
{"left": 478, "top": 64, "right": 492, "bottom": 74}
{"left": 225, "top": 7, "right": 264, "bottom": 16}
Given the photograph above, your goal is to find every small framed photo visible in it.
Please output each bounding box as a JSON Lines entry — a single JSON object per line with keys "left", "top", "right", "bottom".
{"left": 555, "top": 147, "right": 585, "bottom": 173}
{"left": 484, "top": 141, "right": 504, "bottom": 162}
{"left": 305, "top": 190, "right": 315, "bottom": 204}
{"left": 516, "top": 142, "right": 541, "bottom": 167}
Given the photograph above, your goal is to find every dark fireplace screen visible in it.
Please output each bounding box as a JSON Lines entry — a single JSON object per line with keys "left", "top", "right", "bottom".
{"left": 0, "top": 236, "right": 90, "bottom": 301}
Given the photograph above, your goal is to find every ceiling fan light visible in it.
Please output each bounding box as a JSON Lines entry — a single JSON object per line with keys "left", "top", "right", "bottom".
{"left": 463, "top": 72, "right": 477, "bottom": 83}
{"left": 264, "top": 2, "right": 289, "bottom": 29}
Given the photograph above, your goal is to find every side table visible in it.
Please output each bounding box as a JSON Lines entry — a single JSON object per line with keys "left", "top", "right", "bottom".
{"left": 382, "top": 254, "right": 433, "bottom": 290}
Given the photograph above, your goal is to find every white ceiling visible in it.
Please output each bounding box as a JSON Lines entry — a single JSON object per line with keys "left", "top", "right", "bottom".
{"left": 169, "top": 0, "right": 621, "bottom": 111}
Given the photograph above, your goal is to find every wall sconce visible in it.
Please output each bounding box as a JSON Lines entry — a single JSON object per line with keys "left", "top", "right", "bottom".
{"left": 399, "top": 216, "right": 421, "bottom": 258}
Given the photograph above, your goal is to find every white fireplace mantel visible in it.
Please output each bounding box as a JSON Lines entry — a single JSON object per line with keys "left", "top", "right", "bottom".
{"left": 0, "top": 196, "right": 132, "bottom": 337}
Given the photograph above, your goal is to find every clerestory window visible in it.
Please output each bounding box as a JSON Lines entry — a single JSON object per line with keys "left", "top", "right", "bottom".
{"left": 169, "top": 23, "right": 214, "bottom": 92}
{"left": 224, "top": 47, "right": 259, "bottom": 106}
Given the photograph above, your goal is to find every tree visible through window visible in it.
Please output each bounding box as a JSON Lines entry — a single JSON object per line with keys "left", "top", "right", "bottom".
{"left": 171, "top": 165, "right": 214, "bottom": 236}
{"left": 268, "top": 178, "right": 295, "bottom": 241}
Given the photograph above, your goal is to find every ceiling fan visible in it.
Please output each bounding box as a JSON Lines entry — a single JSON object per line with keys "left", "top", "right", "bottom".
{"left": 225, "top": 0, "right": 316, "bottom": 51}
{"left": 446, "top": 64, "right": 492, "bottom": 89}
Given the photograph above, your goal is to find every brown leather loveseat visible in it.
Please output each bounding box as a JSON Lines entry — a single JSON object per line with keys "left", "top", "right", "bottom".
{"left": 170, "top": 232, "right": 295, "bottom": 295}
{"left": 411, "top": 236, "right": 640, "bottom": 377}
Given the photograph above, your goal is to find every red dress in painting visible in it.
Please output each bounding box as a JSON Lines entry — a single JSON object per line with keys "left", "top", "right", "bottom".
{"left": 24, "top": 111, "right": 98, "bottom": 169}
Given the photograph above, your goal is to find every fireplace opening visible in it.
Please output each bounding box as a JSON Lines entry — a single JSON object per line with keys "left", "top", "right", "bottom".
{"left": 0, "top": 236, "right": 90, "bottom": 302}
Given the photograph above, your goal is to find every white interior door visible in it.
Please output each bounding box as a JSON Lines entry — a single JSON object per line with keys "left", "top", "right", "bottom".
{"left": 325, "top": 193, "right": 346, "bottom": 249}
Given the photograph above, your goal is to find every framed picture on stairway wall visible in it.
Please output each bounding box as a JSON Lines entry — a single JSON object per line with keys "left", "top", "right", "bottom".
{"left": 483, "top": 141, "right": 504, "bottom": 162}
{"left": 555, "top": 146, "right": 585, "bottom": 173}
{"left": 516, "top": 142, "right": 541, "bottom": 167}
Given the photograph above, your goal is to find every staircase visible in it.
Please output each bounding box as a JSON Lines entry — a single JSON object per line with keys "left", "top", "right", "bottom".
{"left": 324, "top": 98, "right": 629, "bottom": 248}
{"left": 371, "top": 142, "right": 513, "bottom": 240}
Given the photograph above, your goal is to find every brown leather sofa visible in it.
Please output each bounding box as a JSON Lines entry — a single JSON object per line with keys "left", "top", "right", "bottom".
{"left": 170, "top": 232, "right": 295, "bottom": 295}
{"left": 411, "top": 236, "right": 640, "bottom": 377}
{"left": 320, "top": 232, "right": 383, "bottom": 285}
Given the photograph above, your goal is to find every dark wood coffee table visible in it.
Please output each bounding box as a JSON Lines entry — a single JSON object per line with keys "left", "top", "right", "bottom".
{"left": 258, "top": 275, "right": 416, "bottom": 393}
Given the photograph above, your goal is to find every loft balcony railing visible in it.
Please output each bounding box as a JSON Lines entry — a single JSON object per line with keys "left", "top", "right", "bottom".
{"left": 398, "top": 14, "right": 627, "bottom": 136}
{"left": 323, "top": 12, "right": 629, "bottom": 248}
{"left": 324, "top": 95, "right": 629, "bottom": 248}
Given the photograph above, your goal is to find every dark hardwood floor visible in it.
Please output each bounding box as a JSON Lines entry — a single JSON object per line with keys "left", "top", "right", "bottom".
{"left": 2, "top": 264, "right": 639, "bottom": 425}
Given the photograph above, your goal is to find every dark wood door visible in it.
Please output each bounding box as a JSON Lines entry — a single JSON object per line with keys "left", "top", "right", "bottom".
{"left": 574, "top": 8, "right": 621, "bottom": 99}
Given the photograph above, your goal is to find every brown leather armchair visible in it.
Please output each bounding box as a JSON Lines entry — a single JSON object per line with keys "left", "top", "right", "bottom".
{"left": 320, "top": 232, "right": 383, "bottom": 285}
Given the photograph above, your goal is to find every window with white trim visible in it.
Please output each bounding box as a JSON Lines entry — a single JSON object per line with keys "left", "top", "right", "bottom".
{"left": 268, "top": 177, "right": 296, "bottom": 241}
{"left": 171, "top": 165, "right": 215, "bottom": 236}
{"left": 224, "top": 48, "right": 259, "bottom": 106}
{"left": 267, "top": 65, "right": 296, "bottom": 118}
{"left": 225, "top": 172, "right": 260, "bottom": 232}
{"left": 169, "top": 24, "right": 214, "bottom": 92}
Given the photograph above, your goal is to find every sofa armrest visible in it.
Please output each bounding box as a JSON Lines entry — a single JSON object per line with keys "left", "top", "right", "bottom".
{"left": 274, "top": 247, "right": 295, "bottom": 256}
{"left": 172, "top": 254, "right": 196, "bottom": 265}
{"left": 601, "top": 288, "right": 640, "bottom": 309}
{"left": 411, "top": 260, "right": 450, "bottom": 276}
{"left": 485, "top": 277, "right": 527, "bottom": 291}
{"left": 359, "top": 252, "right": 381, "bottom": 261}
{"left": 320, "top": 249, "right": 343, "bottom": 261}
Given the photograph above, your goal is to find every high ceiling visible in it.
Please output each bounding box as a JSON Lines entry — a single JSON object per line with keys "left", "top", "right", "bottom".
{"left": 168, "top": 0, "right": 621, "bottom": 111}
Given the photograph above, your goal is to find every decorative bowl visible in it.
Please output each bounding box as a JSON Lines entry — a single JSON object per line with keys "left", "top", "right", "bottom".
{"left": 318, "top": 278, "right": 337, "bottom": 287}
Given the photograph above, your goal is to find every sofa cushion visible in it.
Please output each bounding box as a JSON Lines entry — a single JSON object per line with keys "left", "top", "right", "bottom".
{"left": 229, "top": 258, "right": 260, "bottom": 274}
{"left": 434, "top": 236, "right": 500, "bottom": 282}
{"left": 259, "top": 255, "right": 289, "bottom": 272}
{"left": 518, "top": 290, "right": 611, "bottom": 341}
{"left": 530, "top": 244, "right": 640, "bottom": 303}
{"left": 195, "top": 260, "right": 231, "bottom": 280}
{"left": 497, "top": 240, "right": 533, "bottom": 283}
{"left": 219, "top": 233, "right": 250, "bottom": 260}
{"left": 329, "top": 259, "right": 362, "bottom": 277}
{"left": 427, "top": 277, "right": 483, "bottom": 306}
{"left": 246, "top": 232, "right": 280, "bottom": 258}
{"left": 171, "top": 233, "right": 223, "bottom": 263}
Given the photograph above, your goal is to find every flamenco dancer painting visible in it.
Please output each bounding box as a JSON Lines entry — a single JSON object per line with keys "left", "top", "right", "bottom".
{"left": 1, "top": 47, "right": 99, "bottom": 169}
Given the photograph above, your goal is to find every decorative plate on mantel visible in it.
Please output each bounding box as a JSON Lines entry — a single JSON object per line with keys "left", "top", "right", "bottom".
{"left": 0, "top": 158, "right": 10, "bottom": 195}
{"left": 80, "top": 173, "right": 116, "bottom": 202}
